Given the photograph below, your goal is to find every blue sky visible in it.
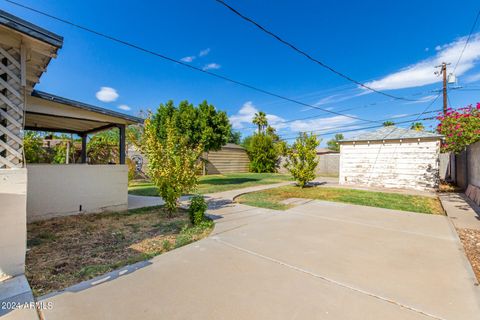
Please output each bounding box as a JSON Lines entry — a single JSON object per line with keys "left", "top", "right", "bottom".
{"left": 3, "top": 0, "right": 480, "bottom": 143}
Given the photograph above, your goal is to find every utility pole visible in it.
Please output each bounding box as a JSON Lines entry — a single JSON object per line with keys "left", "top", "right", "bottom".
{"left": 435, "top": 62, "right": 451, "bottom": 114}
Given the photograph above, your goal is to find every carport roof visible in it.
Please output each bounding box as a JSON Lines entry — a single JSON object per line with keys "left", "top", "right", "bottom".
{"left": 340, "top": 126, "right": 443, "bottom": 143}
{"left": 25, "top": 90, "right": 143, "bottom": 134}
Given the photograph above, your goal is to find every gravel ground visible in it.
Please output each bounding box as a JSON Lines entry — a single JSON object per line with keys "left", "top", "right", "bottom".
{"left": 457, "top": 228, "right": 480, "bottom": 283}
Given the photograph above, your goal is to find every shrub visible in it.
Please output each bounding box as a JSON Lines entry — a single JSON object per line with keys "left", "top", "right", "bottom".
{"left": 437, "top": 103, "right": 480, "bottom": 153}
{"left": 189, "top": 195, "right": 207, "bottom": 225}
{"left": 285, "top": 132, "right": 320, "bottom": 188}
{"left": 248, "top": 133, "right": 279, "bottom": 173}
{"left": 23, "top": 131, "right": 44, "bottom": 163}
{"left": 143, "top": 118, "right": 202, "bottom": 216}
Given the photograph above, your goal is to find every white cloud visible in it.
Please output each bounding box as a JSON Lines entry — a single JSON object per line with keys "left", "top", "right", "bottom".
{"left": 229, "top": 101, "right": 357, "bottom": 135}
{"left": 199, "top": 48, "right": 210, "bottom": 57}
{"left": 96, "top": 87, "right": 119, "bottom": 102}
{"left": 424, "top": 47, "right": 429, "bottom": 52}
{"left": 404, "top": 94, "right": 437, "bottom": 104}
{"left": 203, "top": 63, "right": 221, "bottom": 71}
{"left": 118, "top": 104, "right": 131, "bottom": 111}
{"left": 181, "top": 56, "right": 195, "bottom": 62}
{"left": 289, "top": 115, "right": 357, "bottom": 133}
{"left": 229, "top": 101, "right": 285, "bottom": 130}
{"left": 465, "top": 71, "right": 480, "bottom": 83}
{"left": 364, "top": 33, "right": 480, "bottom": 91}
{"left": 390, "top": 113, "right": 409, "bottom": 119}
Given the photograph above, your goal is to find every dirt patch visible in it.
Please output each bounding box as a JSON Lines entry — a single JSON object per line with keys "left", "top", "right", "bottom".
{"left": 457, "top": 228, "right": 480, "bottom": 283}
{"left": 26, "top": 207, "right": 212, "bottom": 296}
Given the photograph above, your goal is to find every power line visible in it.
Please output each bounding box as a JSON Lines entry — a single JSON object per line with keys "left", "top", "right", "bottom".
{"left": 242, "top": 88, "right": 441, "bottom": 130}
{"left": 280, "top": 116, "right": 437, "bottom": 141}
{"left": 279, "top": 110, "right": 441, "bottom": 140}
{"left": 213, "top": 0, "right": 417, "bottom": 102}
{"left": 5, "top": 0, "right": 377, "bottom": 124}
{"left": 453, "top": 8, "right": 480, "bottom": 73}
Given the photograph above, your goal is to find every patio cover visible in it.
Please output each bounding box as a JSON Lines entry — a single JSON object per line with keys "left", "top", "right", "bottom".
{"left": 25, "top": 90, "right": 143, "bottom": 164}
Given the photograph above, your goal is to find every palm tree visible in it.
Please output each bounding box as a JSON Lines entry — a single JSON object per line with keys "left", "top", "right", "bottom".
{"left": 410, "top": 122, "right": 425, "bottom": 131}
{"left": 252, "top": 111, "right": 268, "bottom": 133}
{"left": 383, "top": 121, "right": 395, "bottom": 127}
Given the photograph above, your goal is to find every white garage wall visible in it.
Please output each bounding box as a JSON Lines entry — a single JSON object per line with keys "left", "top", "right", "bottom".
{"left": 339, "top": 139, "right": 441, "bottom": 191}
{"left": 27, "top": 164, "right": 128, "bottom": 222}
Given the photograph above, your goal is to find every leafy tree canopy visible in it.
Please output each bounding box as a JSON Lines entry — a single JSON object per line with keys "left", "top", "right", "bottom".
{"left": 410, "top": 122, "right": 425, "bottom": 131}
{"left": 383, "top": 121, "right": 395, "bottom": 126}
{"left": 151, "top": 100, "right": 230, "bottom": 152}
{"left": 285, "top": 132, "right": 320, "bottom": 188}
{"left": 327, "top": 133, "right": 344, "bottom": 152}
{"left": 228, "top": 130, "right": 242, "bottom": 145}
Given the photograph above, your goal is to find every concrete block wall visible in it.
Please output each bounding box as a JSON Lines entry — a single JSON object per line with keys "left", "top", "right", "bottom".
{"left": 0, "top": 169, "right": 27, "bottom": 280}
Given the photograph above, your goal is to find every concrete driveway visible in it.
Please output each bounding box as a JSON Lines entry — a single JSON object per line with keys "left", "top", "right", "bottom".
{"left": 40, "top": 200, "right": 480, "bottom": 320}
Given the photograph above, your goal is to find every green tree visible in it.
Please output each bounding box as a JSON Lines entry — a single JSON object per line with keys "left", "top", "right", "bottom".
{"left": 143, "top": 117, "right": 203, "bottom": 216}
{"left": 327, "top": 133, "right": 344, "bottom": 152}
{"left": 87, "top": 129, "right": 119, "bottom": 164}
{"left": 266, "top": 125, "right": 280, "bottom": 142}
{"left": 410, "top": 122, "right": 425, "bottom": 131}
{"left": 248, "top": 133, "right": 278, "bottom": 173}
{"left": 151, "top": 100, "right": 230, "bottom": 152}
{"left": 23, "top": 131, "right": 44, "bottom": 163}
{"left": 285, "top": 133, "right": 320, "bottom": 188}
{"left": 252, "top": 111, "right": 268, "bottom": 134}
{"left": 383, "top": 121, "right": 395, "bottom": 126}
{"left": 228, "top": 130, "right": 242, "bottom": 144}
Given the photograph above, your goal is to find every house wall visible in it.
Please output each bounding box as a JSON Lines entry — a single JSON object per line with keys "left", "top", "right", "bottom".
{"left": 27, "top": 164, "right": 128, "bottom": 222}
{"left": 204, "top": 147, "right": 249, "bottom": 174}
{"left": 339, "top": 139, "right": 441, "bottom": 191}
{"left": 0, "top": 169, "right": 27, "bottom": 280}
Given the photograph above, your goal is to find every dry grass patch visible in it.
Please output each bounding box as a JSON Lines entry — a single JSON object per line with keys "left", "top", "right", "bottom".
{"left": 26, "top": 206, "right": 213, "bottom": 296}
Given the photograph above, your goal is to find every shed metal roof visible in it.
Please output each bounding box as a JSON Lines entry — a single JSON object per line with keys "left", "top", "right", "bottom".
{"left": 0, "top": 9, "right": 63, "bottom": 48}
{"left": 340, "top": 126, "right": 443, "bottom": 143}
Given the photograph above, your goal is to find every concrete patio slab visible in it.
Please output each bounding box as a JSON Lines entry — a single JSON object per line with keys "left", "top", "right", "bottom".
{"left": 38, "top": 200, "right": 480, "bottom": 320}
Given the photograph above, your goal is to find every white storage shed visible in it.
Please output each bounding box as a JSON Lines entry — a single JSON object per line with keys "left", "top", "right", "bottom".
{"left": 339, "top": 127, "right": 443, "bottom": 191}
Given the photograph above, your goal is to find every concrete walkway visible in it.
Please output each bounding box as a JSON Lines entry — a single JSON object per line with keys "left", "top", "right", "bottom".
{"left": 439, "top": 193, "right": 480, "bottom": 230}
{"left": 39, "top": 195, "right": 480, "bottom": 319}
{"left": 127, "top": 181, "right": 293, "bottom": 210}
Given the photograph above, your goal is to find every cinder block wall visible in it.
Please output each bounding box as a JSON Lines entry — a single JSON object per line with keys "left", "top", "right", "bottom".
{"left": 0, "top": 169, "right": 27, "bottom": 280}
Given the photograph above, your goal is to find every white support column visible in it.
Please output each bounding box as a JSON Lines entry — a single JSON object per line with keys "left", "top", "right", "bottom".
{"left": 0, "top": 42, "right": 25, "bottom": 169}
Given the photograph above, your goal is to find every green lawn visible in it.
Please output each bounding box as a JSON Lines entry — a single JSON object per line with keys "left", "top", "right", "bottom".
{"left": 236, "top": 185, "right": 444, "bottom": 214}
{"left": 129, "top": 173, "right": 292, "bottom": 196}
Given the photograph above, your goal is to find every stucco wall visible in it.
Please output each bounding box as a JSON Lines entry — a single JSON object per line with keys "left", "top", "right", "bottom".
{"left": 339, "top": 139, "right": 441, "bottom": 191}
{"left": 0, "top": 169, "right": 27, "bottom": 280}
{"left": 27, "top": 164, "right": 128, "bottom": 222}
